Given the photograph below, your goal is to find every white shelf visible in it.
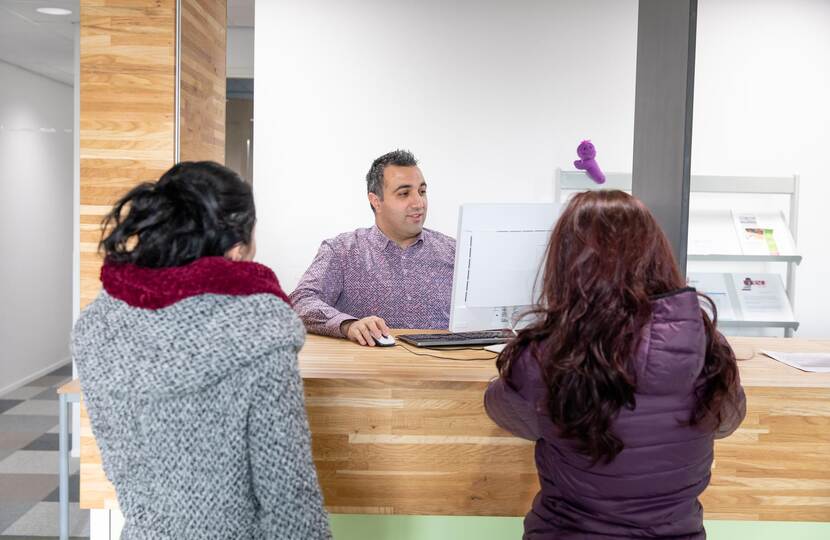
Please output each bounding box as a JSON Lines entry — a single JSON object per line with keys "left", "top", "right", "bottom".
{"left": 718, "top": 319, "right": 799, "bottom": 330}
{"left": 688, "top": 272, "right": 798, "bottom": 332}
{"left": 556, "top": 170, "right": 802, "bottom": 336}
{"left": 556, "top": 170, "right": 798, "bottom": 194}
{"left": 687, "top": 253, "right": 802, "bottom": 263}
{"left": 687, "top": 208, "right": 800, "bottom": 263}
{"left": 557, "top": 171, "right": 633, "bottom": 192}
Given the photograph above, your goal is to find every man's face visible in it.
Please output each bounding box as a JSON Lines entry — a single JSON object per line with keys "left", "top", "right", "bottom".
{"left": 371, "top": 165, "right": 427, "bottom": 240}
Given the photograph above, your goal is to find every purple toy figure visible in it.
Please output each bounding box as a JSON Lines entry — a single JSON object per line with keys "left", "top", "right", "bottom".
{"left": 574, "top": 140, "right": 606, "bottom": 184}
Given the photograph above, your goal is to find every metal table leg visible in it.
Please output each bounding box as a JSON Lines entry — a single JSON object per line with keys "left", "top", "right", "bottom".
{"left": 59, "top": 392, "right": 69, "bottom": 540}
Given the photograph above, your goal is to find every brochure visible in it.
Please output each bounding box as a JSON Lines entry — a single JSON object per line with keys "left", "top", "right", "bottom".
{"left": 732, "top": 211, "right": 780, "bottom": 256}
{"left": 688, "top": 209, "right": 741, "bottom": 255}
{"left": 686, "top": 273, "right": 735, "bottom": 320}
{"left": 731, "top": 273, "right": 794, "bottom": 321}
{"left": 686, "top": 272, "right": 795, "bottom": 325}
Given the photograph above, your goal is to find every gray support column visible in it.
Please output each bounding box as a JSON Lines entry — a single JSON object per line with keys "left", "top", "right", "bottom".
{"left": 632, "top": 0, "right": 697, "bottom": 276}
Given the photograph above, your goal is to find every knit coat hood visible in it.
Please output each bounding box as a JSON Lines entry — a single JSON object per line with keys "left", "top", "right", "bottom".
{"left": 72, "top": 257, "right": 331, "bottom": 539}
{"left": 84, "top": 256, "right": 297, "bottom": 399}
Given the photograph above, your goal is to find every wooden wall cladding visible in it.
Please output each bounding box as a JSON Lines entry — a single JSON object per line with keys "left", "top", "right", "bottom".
{"left": 79, "top": 402, "right": 117, "bottom": 510}
{"left": 79, "top": 373, "right": 830, "bottom": 519}
{"left": 702, "top": 386, "right": 830, "bottom": 521}
{"left": 79, "top": 0, "right": 177, "bottom": 308}
{"left": 79, "top": 0, "right": 227, "bottom": 309}
{"left": 307, "top": 381, "right": 830, "bottom": 520}
{"left": 179, "top": 0, "right": 226, "bottom": 163}
{"left": 306, "top": 378, "right": 540, "bottom": 516}
{"left": 78, "top": 335, "right": 830, "bottom": 517}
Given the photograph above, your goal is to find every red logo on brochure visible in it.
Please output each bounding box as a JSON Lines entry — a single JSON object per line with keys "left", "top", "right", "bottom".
{"left": 741, "top": 277, "right": 766, "bottom": 291}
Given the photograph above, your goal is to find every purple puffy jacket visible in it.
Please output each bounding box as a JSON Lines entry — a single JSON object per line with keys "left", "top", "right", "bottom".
{"left": 484, "top": 288, "right": 746, "bottom": 539}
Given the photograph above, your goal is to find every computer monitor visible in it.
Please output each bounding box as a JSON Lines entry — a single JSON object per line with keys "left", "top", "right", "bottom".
{"left": 449, "top": 203, "right": 561, "bottom": 332}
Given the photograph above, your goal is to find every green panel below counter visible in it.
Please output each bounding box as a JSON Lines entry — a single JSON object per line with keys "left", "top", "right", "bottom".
{"left": 330, "top": 515, "right": 830, "bottom": 540}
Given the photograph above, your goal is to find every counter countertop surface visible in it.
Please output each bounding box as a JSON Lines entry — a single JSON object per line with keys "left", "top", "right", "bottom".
{"left": 57, "top": 333, "right": 830, "bottom": 391}
{"left": 296, "top": 332, "right": 830, "bottom": 388}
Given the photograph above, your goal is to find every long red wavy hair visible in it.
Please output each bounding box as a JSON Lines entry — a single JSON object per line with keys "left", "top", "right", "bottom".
{"left": 496, "top": 190, "right": 739, "bottom": 463}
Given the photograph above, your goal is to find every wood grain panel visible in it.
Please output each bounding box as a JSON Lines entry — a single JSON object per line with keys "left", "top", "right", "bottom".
{"left": 78, "top": 335, "right": 830, "bottom": 520}
{"left": 179, "top": 0, "right": 226, "bottom": 162}
{"left": 295, "top": 333, "right": 830, "bottom": 387}
{"left": 79, "top": 0, "right": 177, "bottom": 309}
{"left": 702, "top": 385, "right": 830, "bottom": 521}
{"left": 79, "top": 0, "right": 227, "bottom": 309}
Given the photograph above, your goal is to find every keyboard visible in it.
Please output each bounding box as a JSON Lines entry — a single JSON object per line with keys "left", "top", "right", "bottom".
{"left": 398, "top": 329, "right": 515, "bottom": 348}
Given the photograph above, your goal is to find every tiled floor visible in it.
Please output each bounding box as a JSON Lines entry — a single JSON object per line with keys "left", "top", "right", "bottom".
{"left": 0, "top": 364, "right": 88, "bottom": 539}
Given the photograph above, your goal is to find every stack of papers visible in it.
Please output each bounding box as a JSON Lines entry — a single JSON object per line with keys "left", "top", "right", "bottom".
{"left": 687, "top": 272, "right": 795, "bottom": 323}
{"left": 762, "top": 351, "right": 830, "bottom": 373}
{"left": 733, "top": 212, "right": 781, "bottom": 256}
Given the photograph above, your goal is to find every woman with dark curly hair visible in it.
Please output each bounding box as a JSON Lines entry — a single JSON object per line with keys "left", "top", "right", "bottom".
{"left": 72, "top": 161, "right": 330, "bottom": 539}
{"left": 485, "top": 190, "right": 745, "bottom": 539}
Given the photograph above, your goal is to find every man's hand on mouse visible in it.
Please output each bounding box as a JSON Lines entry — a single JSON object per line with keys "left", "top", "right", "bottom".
{"left": 340, "top": 316, "right": 391, "bottom": 347}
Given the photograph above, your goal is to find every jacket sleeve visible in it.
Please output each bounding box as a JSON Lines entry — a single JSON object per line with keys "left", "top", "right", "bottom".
{"left": 484, "top": 349, "right": 544, "bottom": 441}
{"left": 248, "top": 347, "right": 331, "bottom": 539}
{"left": 289, "top": 242, "right": 356, "bottom": 337}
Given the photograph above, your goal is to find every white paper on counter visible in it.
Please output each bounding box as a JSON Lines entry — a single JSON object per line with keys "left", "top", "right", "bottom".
{"left": 761, "top": 351, "right": 830, "bottom": 373}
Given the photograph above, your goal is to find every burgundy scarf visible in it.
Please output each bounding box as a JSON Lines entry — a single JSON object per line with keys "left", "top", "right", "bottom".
{"left": 101, "top": 256, "right": 291, "bottom": 310}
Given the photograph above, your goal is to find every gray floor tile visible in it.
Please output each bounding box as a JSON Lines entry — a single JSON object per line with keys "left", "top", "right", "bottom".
{"left": 2, "top": 400, "right": 58, "bottom": 417}
{"left": 47, "top": 364, "right": 73, "bottom": 377}
{"left": 25, "top": 375, "right": 70, "bottom": 389}
{"left": 1, "top": 502, "right": 89, "bottom": 537}
{"left": 31, "top": 387, "right": 59, "bottom": 401}
{"left": 0, "top": 473, "right": 60, "bottom": 503}
{"left": 0, "top": 451, "right": 78, "bottom": 475}
{"left": 0, "top": 387, "right": 43, "bottom": 400}
{"left": 43, "top": 472, "right": 79, "bottom": 503}
{"left": 0, "top": 534, "right": 89, "bottom": 540}
{"left": 0, "top": 502, "right": 32, "bottom": 536}
{"left": 0, "top": 432, "right": 41, "bottom": 451}
{"left": 0, "top": 416, "right": 57, "bottom": 434}
{"left": 21, "top": 433, "right": 59, "bottom": 451}
{"left": 0, "top": 401, "right": 24, "bottom": 414}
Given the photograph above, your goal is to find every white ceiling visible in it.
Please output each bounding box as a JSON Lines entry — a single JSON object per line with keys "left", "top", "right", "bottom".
{"left": 0, "top": 0, "right": 79, "bottom": 84}
{"left": 0, "top": 0, "right": 253, "bottom": 86}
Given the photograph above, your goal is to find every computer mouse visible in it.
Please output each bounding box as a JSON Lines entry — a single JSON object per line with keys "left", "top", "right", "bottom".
{"left": 373, "top": 334, "right": 396, "bottom": 347}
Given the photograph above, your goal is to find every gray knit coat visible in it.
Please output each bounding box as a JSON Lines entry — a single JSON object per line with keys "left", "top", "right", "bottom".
{"left": 72, "top": 290, "right": 331, "bottom": 539}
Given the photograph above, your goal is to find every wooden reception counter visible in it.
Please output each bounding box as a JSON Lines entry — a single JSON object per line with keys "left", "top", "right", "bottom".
{"left": 79, "top": 333, "right": 830, "bottom": 526}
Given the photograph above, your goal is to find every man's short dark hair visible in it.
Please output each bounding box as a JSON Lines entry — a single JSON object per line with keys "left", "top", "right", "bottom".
{"left": 366, "top": 150, "right": 418, "bottom": 210}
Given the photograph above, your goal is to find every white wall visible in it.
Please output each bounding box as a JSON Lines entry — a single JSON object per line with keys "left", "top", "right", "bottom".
{"left": 254, "top": 0, "right": 829, "bottom": 339}
{"left": 0, "top": 60, "right": 73, "bottom": 393}
{"left": 692, "top": 0, "right": 830, "bottom": 338}
{"left": 254, "top": 0, "right": 639, "bottom": 290}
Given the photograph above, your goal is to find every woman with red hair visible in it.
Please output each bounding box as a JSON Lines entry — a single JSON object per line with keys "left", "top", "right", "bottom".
{"left": 485, "top": 190, "right": 745, "bottom": 539}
